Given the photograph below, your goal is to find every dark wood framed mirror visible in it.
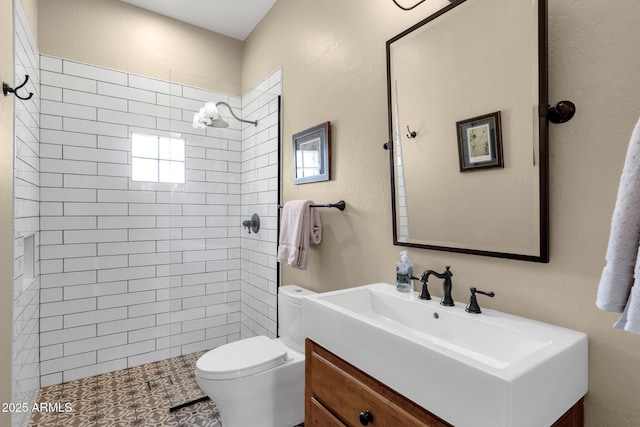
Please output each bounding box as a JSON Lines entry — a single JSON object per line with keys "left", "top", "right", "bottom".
{"left": 386, "top": 0, "right": 550, "bottom": 262}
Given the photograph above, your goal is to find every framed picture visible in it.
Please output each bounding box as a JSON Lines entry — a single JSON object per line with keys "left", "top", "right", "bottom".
{"left": 456, "top": 111, "right": 503, "bottom": 171}
{"left": 292, "top": 122, "right": 331, "bottom": 184}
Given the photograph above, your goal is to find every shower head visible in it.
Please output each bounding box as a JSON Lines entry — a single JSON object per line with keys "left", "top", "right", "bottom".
{"left": 192, "top": 101, "right": 257, "bottom": 129}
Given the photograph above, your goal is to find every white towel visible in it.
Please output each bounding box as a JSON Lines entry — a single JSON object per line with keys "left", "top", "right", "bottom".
{"left": 277, "top": 200, "right": 322, "bottom": 270}
{"left": 596, "top": 117, "right": 640, "bottom": 334}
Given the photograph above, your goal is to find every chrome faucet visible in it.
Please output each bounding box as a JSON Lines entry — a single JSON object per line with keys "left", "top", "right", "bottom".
{"left": 419, "top": 266, "right": 454, "bottom": 306}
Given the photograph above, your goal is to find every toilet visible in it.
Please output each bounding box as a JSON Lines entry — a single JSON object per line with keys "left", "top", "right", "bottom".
{"left": 195, "top": 285, "right": 315, "bottom": 427}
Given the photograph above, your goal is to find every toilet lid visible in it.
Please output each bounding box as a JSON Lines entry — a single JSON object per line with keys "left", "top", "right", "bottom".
{"left": 196, "top": 336, "right": 289, "bottom": 380}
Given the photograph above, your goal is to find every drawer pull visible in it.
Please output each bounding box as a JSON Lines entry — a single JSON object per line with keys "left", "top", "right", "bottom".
{"left": 359, "top": 410, "right": 374, "bottom": 425}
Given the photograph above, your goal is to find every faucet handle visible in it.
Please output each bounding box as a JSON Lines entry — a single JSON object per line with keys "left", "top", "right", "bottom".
{"left": 465, "top": 287, "right": 495, "bottom": 314}
{"left": 418, "top": 284, "right": 431, "bottom": 300}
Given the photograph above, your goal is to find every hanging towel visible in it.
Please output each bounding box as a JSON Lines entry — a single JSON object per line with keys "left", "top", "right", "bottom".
{"left": 277, "top": 200, "right": 322, "bottom": 270}
{"left": 596, "top": 117, "right": 640, "bottom": 334}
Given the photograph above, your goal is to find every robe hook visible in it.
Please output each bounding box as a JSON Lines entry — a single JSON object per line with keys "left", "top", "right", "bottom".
{"left": 406, "top": 125, "right": 417, "bottom": 139}
{"left": 3, "top": 74, "right": 34, "bottom": 101}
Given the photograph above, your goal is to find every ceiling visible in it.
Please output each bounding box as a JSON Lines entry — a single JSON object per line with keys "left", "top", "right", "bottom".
{"left": 120, "top": 0, "right": 277, "bottom": 41}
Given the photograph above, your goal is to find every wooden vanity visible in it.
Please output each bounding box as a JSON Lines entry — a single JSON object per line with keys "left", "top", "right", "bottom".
{"left": 305, "top": 339, "right": 584, "bottom": 426}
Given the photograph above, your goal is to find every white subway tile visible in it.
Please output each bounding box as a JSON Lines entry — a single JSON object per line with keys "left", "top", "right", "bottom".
{"left": 98, "top": 216, "right": 156, "bottom": 229}
{"left": 40, "top": 55, "right": 62, "bottom": 72}
{"left": 64, "top": 332, "right": 128, "bottom": 357}
{"left": 40, "top": 325, "right": 96, "bottom": 347}
{"left": 127, "top": 301, "right": 170, "bottom": 318}
{"left": 40, "top": 129, "right": 97, "bottom": 148}
{"left": 97, "top": 241, "right": 155, "bottom": 256}
{"left": 128, "top": 203, "right": 182, "bottom": 216}
{"left": 183, "top": 249, "right": 228, "bottom": 263}
{"left": 64, "top": 202, "right": 128, "bottom": 216}
{"left": 64, "top": 89, "right": 128, "bottom": 111}
{"left": 98, "top": 81, "right": 156, "bottom": 103}
{"left": 97, "top": 315, "right": 156, "bottom": 336}
{"left": 128, "top": 276, "right": 171, "bottom": 293}
{"left": 128, "top": 252, "right": 172, "bottom": 267}
{"left": 64, "top": 281, "right": 128, "bottom": 300}
{"left": 40, "top": 231, "right": 63, "bottom": 245}
{"left": 182, "top": 271, "right": 227, "bottom": 287}
{"left": 40, "top": 143, "right": 62, "bottom": 159}
{"left": 182, "top": 293, "right": 227, "bottom": 310}
{"left": 41, "top": 70, "right": 97, "bottom": 92}
{"left": 64, "top": 117, "right": 128, "bottom": 138}
{"left": 156, "top": 216, "right": 205, "bottom": 228}
{"left": 127, "top": 325, "right": 170, "bottom": 343}
{"left": 64, "top": 229, "right": 128, "bottom": 244}
{"left": 127, "top": 350, "right": 171, "bottom": 368}
{"left": 206, "top": 323, "right": 240, "bottom": 340}
{"left": 40, "top": 202, "right": 63, "bottom": 216}
{"left": 63, "top": 255, "right": 127, "bottom": 273}
{"left": 42, "top": 100, "right": 96, "bottom": 120}
{"left": 63, "top": 308, "right": 127, "bottom": 329}
{"left": 40, "top": 270, "right": 97, "bottom": 289}
{"left": 98, "top": 163, "right": 131, "bottom": 177}
{"left": 97, "top": 340, "right": 156, "bottom": 363}
{"left": 40, "top": 243, "right": 97, "bottom": 260}
{"left": 97, "top": 266, "right": 156, "bottom": 283}
{"left": 63, "top": 358, "right": 127, "bottom": 383}
{"left": 128, "top": 228, "right": 179, "bottom": 241}
{"left": 128, "top": 101, "right": 175, "bottom": 119}
{"left": 98, "top": 189, "right": 155, "bottom": 203}
{"left": 98, "top": 109, "right": 156, "bottom": 128}
{"left": 40, "top": 158, "right": 97, "bottom": 175}
{"left": 41, "top": 344, "right": 64, "bottom": 361}
{"left": 64, "top": 146, "right": 128, "bottom": 164}
{"left": 41, "top": 298, "right": 97, "bottom": 317}
{"left": 64, "top": 174, "right": 128, "bottom": 190}
{"left": 40, "top": 216, "right": 96, "bottom": 231}
{"left": 63, "top": 60, "right": 127, "bottom": 85}
{"left": 37, "top": 115, "right": 58, "bottom": 134}
{"left": 98, "top": 291, "right": 155, "bottom": 310}
{"left": 97, "top": 135, "right": 130, "bottom": 151}
{"left": 41, "top": 352, "right": 96, "bottom": 376}
{"left": 41, "top": 288, "right": 63, "bottom": 303}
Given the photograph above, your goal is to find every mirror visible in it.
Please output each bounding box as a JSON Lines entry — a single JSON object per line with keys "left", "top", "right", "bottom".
{"left": 386, "top": 0, "right": 549, "bottom": 262}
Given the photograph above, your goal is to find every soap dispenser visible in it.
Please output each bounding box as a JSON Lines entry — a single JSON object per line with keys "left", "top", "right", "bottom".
{"left": 395, "top": 251, "right": 414, "bottom": 293}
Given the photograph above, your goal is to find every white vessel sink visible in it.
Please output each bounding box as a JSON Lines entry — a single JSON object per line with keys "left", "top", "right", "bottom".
{"left": 303, "top": 283, "right": 587, "bottom": 427}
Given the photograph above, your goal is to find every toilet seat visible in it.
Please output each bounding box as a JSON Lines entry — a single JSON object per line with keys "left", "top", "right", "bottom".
{"left": 196, "top": 336, "right": 289, "bottom": 380}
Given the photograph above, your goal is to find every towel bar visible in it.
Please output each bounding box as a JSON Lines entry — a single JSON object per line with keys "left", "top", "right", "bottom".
{"left": 278, "top": 200, "right": 346, "bottom": 211}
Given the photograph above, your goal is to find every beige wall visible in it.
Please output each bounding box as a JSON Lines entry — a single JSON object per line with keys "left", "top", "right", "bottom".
{"left": 38, "top": 0, "right": 243, "bottom": 95}
{"left": 243, "top": 0, "right": 640, "bottom": 425}
{"left": 1, "top": 0, "right": 13, "bottom": 425}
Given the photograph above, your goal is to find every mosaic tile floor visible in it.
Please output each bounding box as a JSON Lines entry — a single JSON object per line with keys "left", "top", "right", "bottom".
{"left": 28, "top": 351, "right": 220, "bottom": 427}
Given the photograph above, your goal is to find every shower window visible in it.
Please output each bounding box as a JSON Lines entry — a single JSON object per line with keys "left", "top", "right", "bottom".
{"left": 131, "top": 133, "right": 185, "bottom": 183}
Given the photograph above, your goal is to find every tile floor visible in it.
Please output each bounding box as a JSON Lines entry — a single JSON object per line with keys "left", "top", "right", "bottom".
{"left": 28, "top": 351, "right": 220, "bottom": 427}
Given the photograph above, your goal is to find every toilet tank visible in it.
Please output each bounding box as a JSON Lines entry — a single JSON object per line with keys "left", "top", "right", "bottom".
{"left": 278, "top": 285, "right": 316, "bottom": 354}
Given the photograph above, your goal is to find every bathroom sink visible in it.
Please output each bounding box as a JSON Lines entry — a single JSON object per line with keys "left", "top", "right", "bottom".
{"left": 303, "top": 283, "right": 587, "bottom": 427}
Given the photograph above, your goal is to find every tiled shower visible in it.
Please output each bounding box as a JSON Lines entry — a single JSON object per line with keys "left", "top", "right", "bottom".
{"left": 11, "top": 2, "right": 282, "bottom": 426}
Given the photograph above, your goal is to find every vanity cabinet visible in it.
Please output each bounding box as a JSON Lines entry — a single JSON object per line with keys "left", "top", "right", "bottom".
{"left": 305, "top": 339, "right": 584, "bottom": 427}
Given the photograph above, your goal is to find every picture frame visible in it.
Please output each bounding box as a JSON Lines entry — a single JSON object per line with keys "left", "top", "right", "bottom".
{"left": 456, "top": 111, "right": 503, "bottom": 171}
{"left": 292, "top": 121, "right": 331, "bottom": 184}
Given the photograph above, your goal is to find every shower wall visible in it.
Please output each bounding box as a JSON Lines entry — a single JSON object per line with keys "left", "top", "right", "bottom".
{"left": 240, "top": 71, "right": 282, "bottom": 339}
{"left": 12, "top": 1, "right": 41, "bottom": 426}
{"left": 38, "top": 54, "right": 281, "bottom": 386}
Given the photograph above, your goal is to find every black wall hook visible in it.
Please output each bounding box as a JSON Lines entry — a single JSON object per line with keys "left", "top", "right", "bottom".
{"left": 3, "top": 74, "right": 34, "bottom": 101}
{"left": 406, "top": 125, "right": 417, "bottom": 139}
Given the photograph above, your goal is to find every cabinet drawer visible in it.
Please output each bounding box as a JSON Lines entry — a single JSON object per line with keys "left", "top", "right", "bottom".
{"left": 307, "top": 397, "right": 347, "bottom": 427}
{"left": 306, "top": 340, "right": 450, "bottom": 427}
